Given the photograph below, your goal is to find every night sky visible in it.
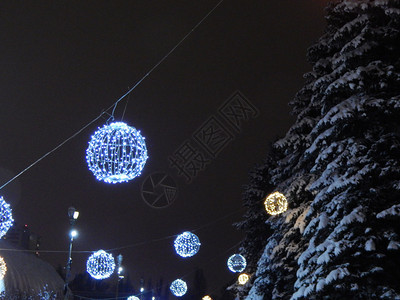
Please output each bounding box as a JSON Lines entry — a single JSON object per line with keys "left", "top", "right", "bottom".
{"left": 0, "top": 0, "right": 329, "bottom": 297}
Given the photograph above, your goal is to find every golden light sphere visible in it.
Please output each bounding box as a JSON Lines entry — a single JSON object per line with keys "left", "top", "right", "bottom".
{"left": 264, "top": 191, "right": 288, "bottom": 215}
{"left": 202, "top": 296, "right": 212, "bottom": 300}
{"left": 238, "top": 273, "right": 250, "bottom": 285}
{"left": 0, "top": 256, "right": 7, "bottom": 279}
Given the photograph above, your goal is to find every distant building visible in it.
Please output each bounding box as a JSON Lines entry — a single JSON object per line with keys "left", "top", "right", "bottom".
{"left": 0, "top": 239, "right": 65, "bottom": 298}
{"left": 3, "top": 223, "right": 40, "bottom": 256}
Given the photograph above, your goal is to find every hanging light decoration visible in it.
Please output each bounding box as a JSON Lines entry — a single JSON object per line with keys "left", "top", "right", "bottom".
{"left": 127, "top": 296, "right": 140, "bottom": 300}
{"left": 86, "top": 122, "right": 148, "bottom": 184}
{"left": 174, "top": 231, "right": 201, "bottom": 258}
{"left": 264, "top": 191, "right": 288, "bottom": 215}
{"left": 0, "top": 256, "right": 7, "bottom": 280}
{"left": 86, "top": 250, "right": 116, "bottom": 280}
{"left": 238, "top": 273, "right": 250, "bottom": 285}
{"left": 227, "top": 254, "right": 246, "bottom": 273}
{"left": 0, "top": 196, "right": 13, "bottom": 239}
{"left": 170, "top": 279, "right": 187, "bottom": 297}
{"left": 202, "top": 296, "right": 213, "bottom": 300}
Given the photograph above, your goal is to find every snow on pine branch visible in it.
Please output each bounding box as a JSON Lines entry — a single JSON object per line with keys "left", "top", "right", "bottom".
{"left": 376, "top": 204, "right": 400, "bottom": 219}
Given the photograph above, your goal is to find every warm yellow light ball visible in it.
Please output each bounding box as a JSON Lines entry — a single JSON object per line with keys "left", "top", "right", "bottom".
{"left": 264, "top": 191, "right": 288, "bottom": 215}
{"left": 0, "top": 256, "right": 7, "bottom": 279}
{"left": 238, "top": 273, "right": 250, "bottom": 285}
{"left": 202, "top": 296, "right": 212, "bottom": 300}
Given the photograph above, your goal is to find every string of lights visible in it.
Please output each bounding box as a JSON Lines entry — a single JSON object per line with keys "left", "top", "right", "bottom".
{"left": 73, "top": 240, "right": 243, "bottom": 300}
{"left": 0, "top": 0, "right": 225, "bottom": 192}
{"left": 0, "top": 189, "right": 287, "bottom": 261}
{"left": 0, "top": 190, "right": 286, "bottom": 256}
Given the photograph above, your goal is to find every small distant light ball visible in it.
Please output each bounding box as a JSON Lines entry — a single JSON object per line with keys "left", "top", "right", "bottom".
{"left": 174, "top": 231, "right": 201, "bottom": 257}
{"left": 238, "top": 273, "right": 250, "bottom": 285}
{"left": 202, "top": 296, "right": 213, "bottom": 300}
{"left": 86, "top": 122, "right": 148, "bottom": 184}
{"left": 127, "top": 296, "right": 140, "bottom": 300}
{"left": 86, "top": 250, "right": 116, "bottom": 280}
{"left": 227, "top": 254, "right": 246, "bottom": 273}
{"left": 0, "top": 256, "right": 7, "bottom": 279}
{"left": 0, "top": 196, "right": 13, "bottom": 238}
{"left": 264, "top": 191, "right": 288, "bottom": 215}
{"left": 170, "top": 279, "right": 187, "bottom": 297}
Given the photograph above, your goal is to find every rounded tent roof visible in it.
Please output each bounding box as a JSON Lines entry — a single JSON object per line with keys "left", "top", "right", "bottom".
{"left": 0, "top": 240, "right": 65, "bottom": 298}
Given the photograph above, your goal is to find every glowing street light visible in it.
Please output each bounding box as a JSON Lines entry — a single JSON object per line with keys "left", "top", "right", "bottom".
{"left": 64, "top": 206, "right": 79, "bottom": 299}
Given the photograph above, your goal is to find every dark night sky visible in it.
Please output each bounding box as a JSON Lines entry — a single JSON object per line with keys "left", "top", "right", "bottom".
{"left": 0, "top": 0, "right": 329, "bottom": 297}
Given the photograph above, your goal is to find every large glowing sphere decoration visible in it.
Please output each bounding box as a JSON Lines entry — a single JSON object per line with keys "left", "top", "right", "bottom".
{"left": 227, "top": 254, "right": 247, "bottom": 273}
{"left": 0, "top": 196, "right": 13, "bottom": 238}
{"left": 127, "top": 296, "right": 140, "bottom": 300}
{"left": 174, "top": 231, "right": 201, "bottom": 258}
{"left": 264, "top": 191, "right": 288, "bottom": 215}
{"left": 86, "top": 122, "right": 148, "bottom": 183}
{"left": 170, "top": 279, "right": 187, "bottom": 297}
{"left": 0, "top": 256, "right": 6, "bottom": 279}
{"left": 86, "top": 250, "right": 116, "bottom": 280}
{"left": 238, "top": 273, "right": 250, "bottom": 285}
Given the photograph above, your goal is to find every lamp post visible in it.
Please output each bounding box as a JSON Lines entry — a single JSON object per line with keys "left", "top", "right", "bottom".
{"left": 140, "top": 278, "right": 144, "bottom": 300}
{"left": 63, "top": 206, "right": 79, "bottom": 299}
{"left": 115, "top": 254, "right": 124, "bottom": 299}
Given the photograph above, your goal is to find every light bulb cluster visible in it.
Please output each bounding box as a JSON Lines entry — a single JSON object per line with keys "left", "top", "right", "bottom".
{"left": 202, "top": 296, "right": 213, "bottom": 300}
{"left": 170, "top": 279, "right": 187, "bottom": 297}
{"left": 174, "top": 231, "right": 201, "bottom": 258}
{"left": 0, "top": 256, "right": 7, "bottom": 280}
{"left": 0, "top": 196, "right": 13, "bottom": 239}
{"left": 86, "top": 250, "right": 116, "bottom": 280}
{"left": 127, "top": 296, "right": 140, "bottom": 300}
{"left": 264, "top": 191, "right": 288, "bottom": 215}
{"left": 86, "top": 122, "right": 148, "bottom": 184}
{"left": 227, "top": 254, "right": 247, "bottom": 273}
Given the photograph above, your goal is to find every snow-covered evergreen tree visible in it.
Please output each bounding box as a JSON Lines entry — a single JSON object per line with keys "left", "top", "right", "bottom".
{"left": 241, "top": 0, "right": 400, "bottom": 299}
{"left": 233, "top": 150, "right": 279, "bottom": 298}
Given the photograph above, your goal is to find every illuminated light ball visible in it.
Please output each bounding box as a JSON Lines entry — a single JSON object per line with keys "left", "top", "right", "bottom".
{"left": 0, "top": 256, "right": 6, "bottom": 279}
{"left": 170, "top": 279, "right": 187, "bottom": 297}
{"left": 174, "top": 231, "right": 201, "bottom": 258}
{"left": 86, "top": 122, "right": 148, "bottom": 184}
{"left": 238, "top": 273, "right": 250, "bottom": 285}
{"left": 86, "top": 250, "right": 116, "bottom": 280}
{"left": 127, "top": 296, "right": 140, "bottom": 300}
{"left": 0, "top": 196, "right": 13, "bottom": 238}
{"left": 264, "top": 191, "right": 288, "bottom": 215}
{"left": 202, "top": 296, "right": 213, "bottom": 300}
{"left": 227, "top": 254, "right": 246, "bottom": 273}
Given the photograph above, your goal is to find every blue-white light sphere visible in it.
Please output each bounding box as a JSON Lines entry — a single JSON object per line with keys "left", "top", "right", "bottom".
{"left": 127, "top": 296, "right": 140, "bottom": 300}
{"left": 170, "top": 279, "right": 187, "bottom": 297}
{"left": 0, "top": 196, "right": 13, "bottom": 239}
{"left": 174, "top": 231, "right": 201, "bottom": 258}
{"left": 227, "top": 254, "right": 246, "bottom": 273}
{"left": 86, "top": 122, "right": 148, "bottom": 183}
{"left": 86, "top": 250, "right": 116, "bottom": 280}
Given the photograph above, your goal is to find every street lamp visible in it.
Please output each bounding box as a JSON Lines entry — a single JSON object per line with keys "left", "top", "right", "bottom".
{"left": 64, "top": 206, "right": 79, "bottom": 299}
{"left": 115, "top": 254, "right": 124, "bottom": 299}
{"left": 140, "top": 278, "right": 144, "bottom": 300}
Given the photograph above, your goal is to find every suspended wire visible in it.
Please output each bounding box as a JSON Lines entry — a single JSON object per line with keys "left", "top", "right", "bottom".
{"left": 0, "top": 0, "right": 225, "bottom": 192}
{"left": 192, "top": 206, "right": 246, "bottom": 233}
{"left": 0, "top": 116, "right": 102, "bottom": 191}
{"left": 0, "top": 203, "right": 246, "bottom": 255}
{"left": 121, "top": 89, "right": 130, "bottom": 122}
{"left": 0, "top": 195, "right": 267, "bottom": 255}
